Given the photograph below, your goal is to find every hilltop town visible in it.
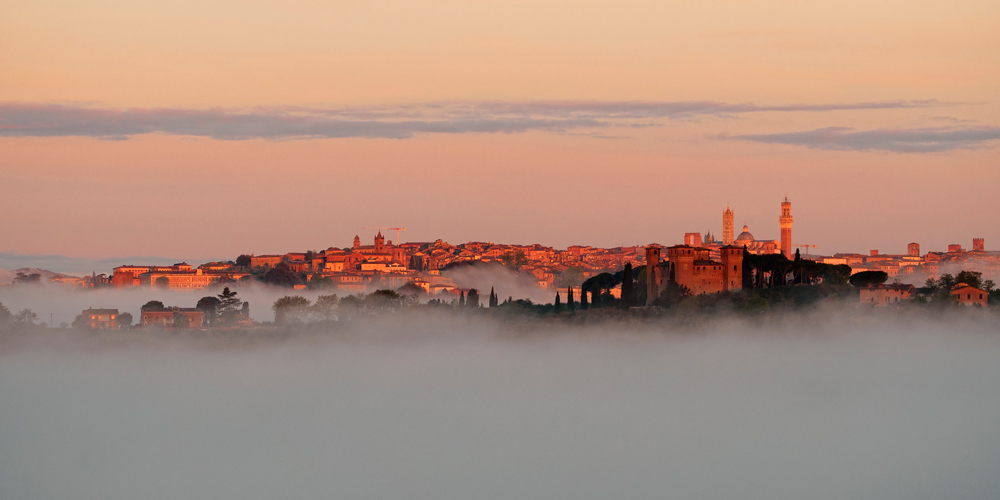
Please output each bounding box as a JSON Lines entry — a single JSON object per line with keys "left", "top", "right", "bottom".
{"left": 11, "top": 197, "right": 992, "bottom": 296}
{"left": 2, "top": 198, "right": 999, "bottom": 330}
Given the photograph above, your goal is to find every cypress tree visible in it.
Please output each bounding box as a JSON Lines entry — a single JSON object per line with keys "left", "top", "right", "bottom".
{"left": 489, "top": 287, "right": 497, "bottom": 307}
{"left": 459, "top": 291, "right": 465, "bottom": 307}
{"left": 622, "top": 262, "right": 634, "bottom": 309}
{"left": 554, "top": 291, "right": 561, "bottom": 312}
{"left": 567, "top": 286, "right": 575, "bottom": 311}
{"left": 580, "top": 288, "right": 589, "bottom": 310}
{"left": 795, "top": 248, "right": 801, "bottom": 262}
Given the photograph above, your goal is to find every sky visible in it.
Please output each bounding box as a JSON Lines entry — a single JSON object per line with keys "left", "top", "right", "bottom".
{"left": 2, "top": 0, "right": 999, "bottom": 263}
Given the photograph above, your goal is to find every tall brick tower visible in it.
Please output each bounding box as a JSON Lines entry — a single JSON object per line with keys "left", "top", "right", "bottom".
{"left": 779, "top": 196, "right": 793, "bottom": 259}
{"left": 720, "top": 246, "right": 743, "bottom": 291}
{"left": 723, "top": 206, "right": 734, "bottom": 245}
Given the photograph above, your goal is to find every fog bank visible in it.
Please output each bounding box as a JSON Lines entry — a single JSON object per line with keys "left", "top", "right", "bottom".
{"left": 1, "top": 311, "right": 999, "bottom": 500}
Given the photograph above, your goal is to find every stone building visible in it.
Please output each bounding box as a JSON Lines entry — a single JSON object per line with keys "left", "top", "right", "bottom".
{"left": 81, "top": 308, "right": 119, "bottom": 329}
{"left": 859, "top": 284, "right": 914, "bottom": 306}
{"left": 645, "top": 244, "right": 743, "bottom": 304}
{"left": 951, "top": 283, "right": 987, "bottom": 306}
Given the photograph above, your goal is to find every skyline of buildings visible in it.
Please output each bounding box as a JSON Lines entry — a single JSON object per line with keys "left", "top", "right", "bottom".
{"left": 4, "top": 198, "right": 995, "bottom": 298}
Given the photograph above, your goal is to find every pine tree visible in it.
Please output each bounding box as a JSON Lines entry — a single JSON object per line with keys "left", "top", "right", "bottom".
{"left": 621, "top": 262, "right": 634, "bottom": 309}
{"left": 580, "top": 288, "right": 589, "bottom": 310}
{"left": 567, "top": 286, "right": 575, "bottom": 311}
{"left": 554, "top": 291, "right": 561, "bottom": 312}
{"left": 459, "top": 291, "right": 465, "bottom": 307}
{"left": 489, "top": 287, "right": 497, "bottom": 307}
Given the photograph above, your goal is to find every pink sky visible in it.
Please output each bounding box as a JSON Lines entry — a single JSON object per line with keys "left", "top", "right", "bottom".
{"left": 2, "top": 0, "right": 998, "bottom": 261}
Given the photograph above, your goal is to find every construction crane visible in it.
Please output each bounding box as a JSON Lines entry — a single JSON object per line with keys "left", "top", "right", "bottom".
{"left": 795, "top": 244, "right": 818, "bottom": 257}
{"left": 364, "top": 227, "right": 407, "bottom": 244}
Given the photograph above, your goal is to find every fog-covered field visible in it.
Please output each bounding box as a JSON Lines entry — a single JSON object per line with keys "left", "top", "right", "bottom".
{"left": 1, "top": 309, "right": 999, "bottom": 500}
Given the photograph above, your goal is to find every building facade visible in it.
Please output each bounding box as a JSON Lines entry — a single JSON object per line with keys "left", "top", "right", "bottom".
{"left": 82, "top": 308, "right": 119, "bottom": 329}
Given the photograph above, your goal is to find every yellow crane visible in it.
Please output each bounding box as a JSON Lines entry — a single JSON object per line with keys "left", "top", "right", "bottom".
{"left": 795, "top": 244, "right": 818, "bottom": 257}
{"left": 364, "top": 227, "right": 407, "bottom": 244}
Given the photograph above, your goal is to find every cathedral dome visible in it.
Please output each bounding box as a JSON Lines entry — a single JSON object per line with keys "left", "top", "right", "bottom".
{"left": 735, "top": 224, "right": 755, "bottom": 243}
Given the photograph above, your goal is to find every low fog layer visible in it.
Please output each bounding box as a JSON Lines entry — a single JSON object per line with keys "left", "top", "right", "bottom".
{"left": 1, "top": 309, "right": 999, "bottom": 500}
{"left": 0, "top": 284, "right": 346, "bottom": 325}
{"left": 0, "top": 263, "right": 553, "bottom": 324}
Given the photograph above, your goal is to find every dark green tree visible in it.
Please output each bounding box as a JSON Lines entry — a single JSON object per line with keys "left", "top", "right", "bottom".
{"left": 397, "top": 282, "right": 425, "bottom": 297}
{"left": 154, "top": 276, "right": 170, "bottom": 288}
{"left": 955, "top": 270, "right": 983, "bottom": 290}
{"left": 367, "top": 290, "right": 405, "bottom": 313}
{"left": 580, "top": 288, "right": 589, "bottom": 310}
{"left": 236, "top": 254, "right": 252, "bottom": 268}
{"left": 849, "top": 270, "right": 889, "bottom": 288}
{"left": 308, "top": 275, "right": 335, "bottom": 289}
{"left": 621, "top": 262, "right": 635, "bottom": 309}
{"left": 0, "top": 302, "right": 10, "bottom": 326}
{"left": 311, "top": 294, "right": 339, "bottom": 322}
{"left": 13, "top": 272, "right": 42, "bottom": 284}
{"left": 262, "top": 262, "right": 301, "bottom": 287}
{"left": 216, "top": 287, "right": 244, "bottom": 326}
{"left": 567, "top": 286, "right": 575, "bottom": 310}
{"left": 459, "top": 291, "right": 466, "bottom": 307}
{"left": 554, "top": 291, "right": 561, "bottom": 312}
{"left": 467, "top": 289, "right": 480, "bottom": 308}
{"left": 14, "top": 309, "right": 38, "bottom": 325}
{"left": 142, "top": 300, "right": 165, "bottom": 310}
{"left": 196, "top": 296, "right": 221, "bottom": 327}
{"left": 171, "top": 309, "right": 190, "bottom": 328}
{"left": 118, "top": 312, "right": 133, "bottom": 328}
{"left": 794, "top": 248, "right": 801, "bottom": 262}
{"left": 272, "top": 296, "right": 311, "bottom": 325}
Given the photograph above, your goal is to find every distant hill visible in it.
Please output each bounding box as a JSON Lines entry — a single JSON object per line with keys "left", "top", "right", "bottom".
{"left": 0, "top": 268, "right": 80, "bottom": 285}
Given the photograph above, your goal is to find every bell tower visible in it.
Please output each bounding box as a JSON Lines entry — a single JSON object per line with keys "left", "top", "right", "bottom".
{"left": 723, "top": 206, "right": 734, "bottom": 245}
{"left": 779, "top": 196, "right": 793, "bottom": 259}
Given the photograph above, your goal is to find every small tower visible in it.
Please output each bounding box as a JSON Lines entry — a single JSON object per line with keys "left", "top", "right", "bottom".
{"left": 720, "top": 246, "right": 743, "bottom": 291}
{"left": 907, "top": 243, "right": 920, "bottom": 257}
{"left": 973, "top": 238, "right": 985, "bottom": 252}
{"left": 723, "top": 206, "right": 734, "bottom": 246}
{"left": 353, "top": 235, "right": 361, "bottom": 250}
{"left": 779, "top": 196, "right": 793, "bottom": 259}
{"left": 374, "top": 232, "right": 385, "bottom": 251}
